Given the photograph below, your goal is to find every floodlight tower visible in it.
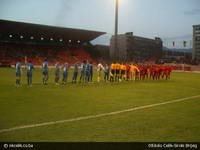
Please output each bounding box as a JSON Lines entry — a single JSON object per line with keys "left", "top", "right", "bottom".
{"left": 114, "top": 0, "right": 119, "bottom": 61}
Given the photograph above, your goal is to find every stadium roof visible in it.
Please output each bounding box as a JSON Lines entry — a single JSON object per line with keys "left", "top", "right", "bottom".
{"left": 0, "top": 19, "right": 106, "bottom": 44}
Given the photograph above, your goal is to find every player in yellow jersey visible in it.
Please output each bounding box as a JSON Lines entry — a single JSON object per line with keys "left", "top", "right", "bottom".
{"left": 110, "top": 62, "right": 116, "bottom": 82}
{"left": 115, "top": 62, "right": 120, "bottom": 82}
{"left": 118, "top": 63, "right": 122, "bottom": 82}
{"left": 130, "top": 64, "right": 140, "bottom": 81}
{"left": 120, "top": 63, "right": 126, "bottom": 81}
{"left": 130, "top": 64, "right": 135, "bottom": 81}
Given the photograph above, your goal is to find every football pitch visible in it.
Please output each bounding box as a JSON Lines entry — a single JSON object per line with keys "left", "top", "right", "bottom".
{"left": 0, "top": 68, "right": 200, "bottom": 142}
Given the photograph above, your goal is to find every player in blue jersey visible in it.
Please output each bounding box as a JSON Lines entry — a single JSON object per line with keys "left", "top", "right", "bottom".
{"left": 15, "top": 60, "right": 22, "bottom": 86}
{"left": 89, "top": 62, "right": 93, "bottom": 82}
{"left": 26, "top": 61, "right": 34, "bottom": 86}
{"left": 42, "top": 59, "right": 49, "bottom": 85}
{"left": 79, "top": 60, "right": 86, "bottom": 83}
{"left": 104, "top": 64, "right": 110, "bottom": 82}
{"left": 62, "top": 63, "right": 70, "bottom": 85}
{"left": 72, "top": 62, "right": 79, "bottom": 83}
{"left": 85, "top": 61, "right": 91, "bottom": 83}
{"left": 55, "top": 62, "right": 60, "bottom": 85}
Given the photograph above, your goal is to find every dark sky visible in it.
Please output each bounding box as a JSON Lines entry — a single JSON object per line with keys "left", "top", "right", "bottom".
{"left": 0, "top": 0, "right": 199, "bottom": 47}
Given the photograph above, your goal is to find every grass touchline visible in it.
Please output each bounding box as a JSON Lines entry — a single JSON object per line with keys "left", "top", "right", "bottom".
{"left": 0, "top": 94, "right": 199, "bottom": 134}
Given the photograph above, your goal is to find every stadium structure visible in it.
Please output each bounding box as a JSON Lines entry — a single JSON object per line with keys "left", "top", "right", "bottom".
{"left": 192, "top": 24, "right": 200, "bottom": 64}
{"left": 110, "top": 32, "right": 163, "bottom": 63}
{"left": 0, "top": 19, "right": 105, "bottom": 66}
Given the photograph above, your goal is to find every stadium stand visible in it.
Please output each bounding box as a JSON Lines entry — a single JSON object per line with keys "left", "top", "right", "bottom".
{"left": 0, "top": 20, "right": 105, "bottom": 66}
{"left": 0, "top": 44, "right": 98, "bottom": 66}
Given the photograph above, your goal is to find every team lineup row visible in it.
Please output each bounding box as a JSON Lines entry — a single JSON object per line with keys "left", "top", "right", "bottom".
{"left": 15, "top": 59, "right": 173, "bottom": 86}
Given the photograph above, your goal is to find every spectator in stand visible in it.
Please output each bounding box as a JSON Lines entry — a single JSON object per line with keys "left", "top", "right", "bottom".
{"left": 42, "top": 59, "right": 49, "bottom": 85}
{"left": 55, "top": 62, "right": 61, "bottom": 85}
{"left": 15, "top": 60, "right": 22, "bottom": 86}
{"left": 26, "top": 60, "right": 34, "bottom": 86}
{"left": 72, "top": 62, "right": 79, "bottom": 83}
{"left": 62, "top": 63, "right": 69, "bottom": 85}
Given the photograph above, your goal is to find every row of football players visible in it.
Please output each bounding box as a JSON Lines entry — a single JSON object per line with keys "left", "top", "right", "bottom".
{"left": 15, "top": 59, "right": 109, "bottom": 86}
{"left": 15, "top": 60, "right": 172, "bottom": 86}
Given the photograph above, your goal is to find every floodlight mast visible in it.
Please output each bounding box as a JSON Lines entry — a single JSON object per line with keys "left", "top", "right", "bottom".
{"left": 114, "top": 0, "right": 119, "bottom": 61}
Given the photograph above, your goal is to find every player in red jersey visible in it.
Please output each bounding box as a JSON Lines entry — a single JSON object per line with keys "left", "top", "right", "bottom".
{"left": 165, "top": 66, "right": 172, "bottom": 80}
{"left": 153, "top": 66, "right": 159, "bottom": 80}
{"left": 149, "top": 66, "right": 154, "bottom": 80}
{"left": 139, "top": 65, "right": 146, "bottom": 80}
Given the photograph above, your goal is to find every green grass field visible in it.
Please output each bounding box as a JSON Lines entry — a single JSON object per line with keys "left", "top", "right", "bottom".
{"left": 0, "top": 68, "right": 200, "bottom": 142}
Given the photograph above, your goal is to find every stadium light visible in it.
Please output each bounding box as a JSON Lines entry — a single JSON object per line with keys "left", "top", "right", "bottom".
{"left": 115, "top": 0, "right": 119, "bottom": 37}
{"left": 114, "top": 0, "right": 119, "bottom": 61}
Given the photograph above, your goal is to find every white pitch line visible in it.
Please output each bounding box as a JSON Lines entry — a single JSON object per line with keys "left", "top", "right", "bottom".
{"left": 0, "top": 95, "right": 200, "bottom": 134}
